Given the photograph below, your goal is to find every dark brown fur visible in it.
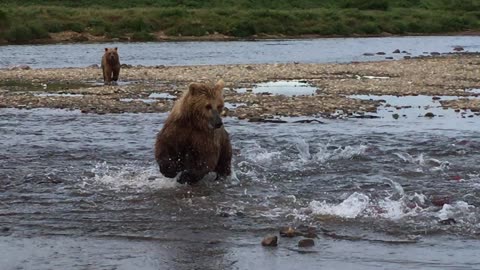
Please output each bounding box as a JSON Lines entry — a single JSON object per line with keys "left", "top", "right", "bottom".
{"left": 101, "top": 47, "right": 120, "bottom": 84}
{"left": 154, "top": 80, "right": 232, "bottom": 184}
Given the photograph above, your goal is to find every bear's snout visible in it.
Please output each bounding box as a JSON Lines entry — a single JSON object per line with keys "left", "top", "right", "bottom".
{"left": 212, "top": 110, "right": 223, "bottom": 129}
{"left": 214, "top": 119, "right": 223, "bottom": 129}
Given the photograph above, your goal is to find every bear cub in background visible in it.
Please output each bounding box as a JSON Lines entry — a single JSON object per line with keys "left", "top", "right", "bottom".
{"left": 101, "top": 47, "right": 120, "bottom": 85}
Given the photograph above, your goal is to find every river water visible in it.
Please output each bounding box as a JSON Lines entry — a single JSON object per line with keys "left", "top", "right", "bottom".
{"left": 1, "top": 36, "right": 480, "bottom": 68}
{"left": 1, "top": 106, "right": 480, "bottom": 269}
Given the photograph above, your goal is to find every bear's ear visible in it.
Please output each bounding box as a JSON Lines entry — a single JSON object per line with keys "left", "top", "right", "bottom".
{"left": 114, "top": 47, "right": 118, "bottom": 51}
{"left": 188, "top": 83, "right": 203, "bottom": 96}
{"left": 104, "top": 48, "right": 108, "bottom": 52}
{"left": 214, "top": 79, "right": 225, "bottom": 93}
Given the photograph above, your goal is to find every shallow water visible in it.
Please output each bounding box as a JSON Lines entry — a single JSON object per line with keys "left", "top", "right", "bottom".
{"left": 1, "top": 108, "right": 480, "bottom": 269}
{"left": 350, "top": 94, "right": 480, "bottom": 120}
{"left": 236, "top": 80, "right": 317, "bottom": 96}
{"left": 1, "top": 36, "right": 479, "bottom": 68}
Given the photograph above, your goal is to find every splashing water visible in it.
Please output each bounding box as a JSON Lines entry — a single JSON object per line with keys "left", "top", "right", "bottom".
{"left": 315, "top": 144, "right": 368, "bottom": 163}
{"left": 294, "top": 137, "right": 311, "bottom": 161}
{"left": 438, "top": 201, "right": 475, "bottom": 220}
{"left": 305, "top": 180, "right": 475, "bottom": 222}
{"left": 86, "top": 161, "right": 178, "bottom": 191}
{"left": 309, "top": 192, "right": 370, "bottom": 218}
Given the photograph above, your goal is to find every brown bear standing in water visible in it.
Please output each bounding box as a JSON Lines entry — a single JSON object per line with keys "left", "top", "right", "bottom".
{"left": 101, "top": 47, "right": 120, "bottom": 84}
{"left": 154, "top": 80, "right": 232, "bottom": 184}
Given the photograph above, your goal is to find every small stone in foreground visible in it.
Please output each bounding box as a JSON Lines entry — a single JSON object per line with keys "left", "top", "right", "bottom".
{"left": 424, "top": 112, "right": 435, "bottom": 118}
{"left": 393, "top": 49, "right": 401, "bottom": 54}
{"left": 280, "top": 227, "right": 296, "bottom": 237}
{"left": 262, "top": 235, "right": 278, "bottom": 247}
{"left": 298, "top": 239, "right": 315, "bottom": 248}
{"left": 439, "top": 218, "right": 457, "bottom": 225}
{"left": 392, "top": 113, "right": 399, "bottom": 120}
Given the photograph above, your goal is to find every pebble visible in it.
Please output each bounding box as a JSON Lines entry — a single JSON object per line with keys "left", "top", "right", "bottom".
{"left": 261, "top": 235, "right": 278, "bottom": 247}
{"left": 280, "top": 227, "right": 297, "bottom": 237}
{"left": 298, "top": 239, "right": 315, "bottom": 248}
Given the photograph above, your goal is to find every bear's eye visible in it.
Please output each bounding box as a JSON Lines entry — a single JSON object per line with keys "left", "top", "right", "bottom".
{"left": 205, "top": 104, "right": 212, "bottom": 110}
{"left": 217, "top": 105, "right": 223, "bottom": 111}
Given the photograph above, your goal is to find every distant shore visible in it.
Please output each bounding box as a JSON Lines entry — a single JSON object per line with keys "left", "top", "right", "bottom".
{"left": 1, "top": 31, "right": 480, "bottom": 46}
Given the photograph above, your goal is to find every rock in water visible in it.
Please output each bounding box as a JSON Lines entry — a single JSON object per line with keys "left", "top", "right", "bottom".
{"left": 298, "top": 239, "right": 315, "bottom": 247}
{"left": 262, "top": 235, "right": 278, "bottom": 247}
{"left": 439, "top": 218, "right": 457, "bottom": 225}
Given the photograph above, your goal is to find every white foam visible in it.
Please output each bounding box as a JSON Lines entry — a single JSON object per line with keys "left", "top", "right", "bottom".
{"left": 437, "top": 201, "right": 475, "bottom": 220}
{"left": 307, "top": 180, "right": 431, "bottom": 220}
{"left": 309, "top": 192, "right": 370, "bottom": 218}
{"left": 294, "top": 137, "right": 311, "bottom": 161}
{"left": 243, "top": 142, "right": 281, "bottom": 165}
{"left": 87, "top": 162, "right": 178, "bottom": 191}
{"left": 315, "top": 144, "right": 367, "bottom": 162}
{"left": 395, "top": 152, "right": 450, "bottom": 172}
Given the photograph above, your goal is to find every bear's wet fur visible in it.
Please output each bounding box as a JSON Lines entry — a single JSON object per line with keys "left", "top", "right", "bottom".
{"left": 154, "top": 79, "right": 232, "bottom": 184}
{"left": 101, "top": 47, "right": 120, "bottom": 84}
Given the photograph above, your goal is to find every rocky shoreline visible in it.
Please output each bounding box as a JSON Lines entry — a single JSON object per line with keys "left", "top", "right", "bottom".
{"left": 1, "top": 54, "right": 479, "bottom": 119}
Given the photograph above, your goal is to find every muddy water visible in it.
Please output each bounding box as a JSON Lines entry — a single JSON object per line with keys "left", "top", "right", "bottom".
{"left": 1, "top": 36, "right": 479, "bottom": 68}
{"left": 1, "top": 108, "right": 480, "bottom": 269}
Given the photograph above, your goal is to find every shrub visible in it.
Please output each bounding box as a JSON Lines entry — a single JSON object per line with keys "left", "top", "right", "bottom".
{"left": 229, "top": 20, "right": 256, "bottom": 37}
{"left": 341, "top": 0, "right": 389, "bottom": 10}
{"left": 6, "top": 24, "right": 49, "bottom": 43}
{"left": 131, "top": 31, "right": 155, "bottom": 41}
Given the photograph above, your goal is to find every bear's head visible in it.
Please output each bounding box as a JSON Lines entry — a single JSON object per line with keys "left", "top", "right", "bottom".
{"left": 104, "top": 47, "right": 119, "bottom": 65}
{"left": 175, "top": 80, "right": 225, "bottom": 130}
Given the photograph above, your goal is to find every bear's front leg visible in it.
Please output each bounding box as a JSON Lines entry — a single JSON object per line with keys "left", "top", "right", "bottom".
{"left": 215, "top": 134, "right": 232, "bottom": 178}
{"left": 112, "top": 68, "right": 120, "bottom": 82}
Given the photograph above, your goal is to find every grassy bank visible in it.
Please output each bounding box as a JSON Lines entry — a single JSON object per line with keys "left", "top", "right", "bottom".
{"left": 1, "top": 0, "right": 480, "bottom": 44}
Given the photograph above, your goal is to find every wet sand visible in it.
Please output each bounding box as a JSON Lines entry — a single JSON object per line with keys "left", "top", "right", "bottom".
{"left": 1, "top": 54, "right": 479, "bottom": 118}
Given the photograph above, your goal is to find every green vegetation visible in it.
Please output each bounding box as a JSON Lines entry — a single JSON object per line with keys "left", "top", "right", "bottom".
{"left": 1, "top": 0, "right": 479, "bottom": 44}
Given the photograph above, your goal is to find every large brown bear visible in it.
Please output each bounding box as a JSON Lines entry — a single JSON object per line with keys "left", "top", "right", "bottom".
{"left": 155, "top": 80, "right": 232, "bottom": 184}
{"left": 101, "top": 47, "right": 120, "bottom": 84}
